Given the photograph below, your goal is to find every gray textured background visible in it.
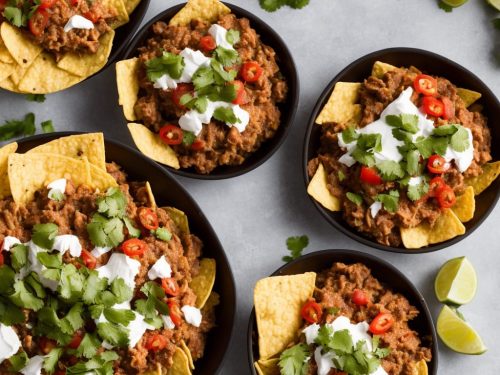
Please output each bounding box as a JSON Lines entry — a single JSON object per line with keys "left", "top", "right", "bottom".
{"left": 1, "top": 0, "right": 499, "bottom": 373}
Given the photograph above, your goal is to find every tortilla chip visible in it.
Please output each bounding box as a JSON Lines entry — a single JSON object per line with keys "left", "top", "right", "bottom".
{"left": 412, "top": 360, "right": 428, "bottom": 375}
{"left": 0, "top": 23, "right": 42, "bottom": 68}
{"left": 0, "top": 76, "right": 19, "bottom": 92}
{"left": 164, "top": 207, "right": 190, "bottom": 234}
{"left": 307, "top": 163, "right": 341, "bottom": 211}
{"left": 0, "top": 61, "right": 15, "bottom": 82}
{"left": 116, "top": 58, "right": 140, "bottom": 121}
{"left": 106, "top": 0, "right": 130, "bottom": 28}
{"left": 18, "top": 52, "right": 83, "bottom": 94}
{"left": 125, "top": 0, "right": 141, "bottom": 14}
{"left": 169, "top": 0, "right": 230, "bottom": 26}
{"left": 189, "top": 258, "right": 216, "bottom": 309}
{"left": 180, "top": 341, "right": 194, "bottom": 370}
{"left": 371, "top": 61, "right": 397, "bottom": 79}
{"left": 457, "top": 88, "right": 481, "bottom": 108}
{"left": 57, "top": 30, "right": 115, "bottom": 78}
{"left": 452, "top": 186, "right": 475, "bottom": 222}
{"left": 7, "top": 153, "right": 92, "bottom": 204}
{"left": 400, "top": 223, "right": 430, "bottom": 249}
{"left": 464, "top": 161, "right": 500, "bottom": 195}
{"left": 27, "top": 133, "right": 106, "bottom": 171}
{"left": 9, "top": 64, "right": 28, "bottom": 86}
{"left": 89, "top": 163, "right": 118, "bottom": 191}
{"left": 167, "top": 347, "right": 192, "bottom": 375}
{"left": 128, "top": 123, "right": 180, "bottom": 169}
{"left": 0, "top": 40, "right": 14, "bottom": 64}
{"left": 145, "top": 182, "right": 157, "bottom": 208}
{"left": 254, "top": 272, "right": 316, "bottom": 359}
{"left": 0, "top": 142, "right": 18, "bottom": 199}
{"left": 315, "top": 82, "right": 362, "bottom": 125}
{"left": 255, "top": 358, "right": 280, "bottom": 375}
{"left": 202, "top": 291, "right": 220, "bottom": 313}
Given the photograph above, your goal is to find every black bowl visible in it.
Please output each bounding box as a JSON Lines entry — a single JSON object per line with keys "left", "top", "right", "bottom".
{"left": 247, "top": 249, "right": 438, "bottom": 374}
{"left": 121, "top": 2, "right": 299, "bottom": 179}
{"left": 15, "top": 131, "right": 236, "bottom": 375}
{"left": 303, "top": 47, "right": 500, "bottom": 253}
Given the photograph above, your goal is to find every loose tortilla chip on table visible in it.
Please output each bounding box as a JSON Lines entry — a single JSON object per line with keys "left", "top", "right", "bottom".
{"left": 307, "top": 163, "right": 341, "bottom": 211}
{"left": 0, "top": 142, "right": 18, "bottom": 199}
{"left": 189, "top": 258, "right": 216, "bottom": 309}
{"left": 452, "top": 186, "right": 475, "bottom": 223}
{"left": 167, "top": 347, "right": 192, "bottom": 375}
{"left": 254, "top": 358, "right": 280, "bottom": 375}
{"left": 371, "top": 61, "right": 397, "bottom": 79}
{"left": 254, "top": 272, "right": 316, "bottom": 360}
{"left": 163, "top": 207, "right": 190, "bottom": 234}
{"left": 169, "top": 0, "right": 231, "bottom": 26}
{"left": 0, "top": 22, "right": 42, "bottom": 68}
{"left": 315, "top": 82, "right": 362, "bottom": 125}
{"left": 116, "top": 58, "right": 140, "bottom": 121}
{"left": 456, "top": 88, "right": 481, "bottom": 108}
{"left": 464, "top": 161, "right": 500, "bottom": 195}
{"left": 128, "top": 123, "right": 180, "bottom": 169}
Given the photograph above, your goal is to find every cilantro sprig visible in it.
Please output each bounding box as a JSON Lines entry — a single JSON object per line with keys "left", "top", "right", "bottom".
{"left": 145, "top": 51, "right": 184, "bottom": 82}
{"left": 283, "top": 235, "right": 309, "bottom": 262}
{"left": 260, "top": 0, "right": 310, "bottom": 12}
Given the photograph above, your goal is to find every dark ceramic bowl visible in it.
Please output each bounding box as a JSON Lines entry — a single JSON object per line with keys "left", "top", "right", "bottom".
{"left": 303, "top": 48, "right": 500, "bottom": 253}
{"left": 121, "top": 2, "right": 299, "bottom": 179}
{"left": 247, "top": 249, "right": 438, "bottom": 374}
{"left": 16, "top": 132, "right": 236, "bottom": 375}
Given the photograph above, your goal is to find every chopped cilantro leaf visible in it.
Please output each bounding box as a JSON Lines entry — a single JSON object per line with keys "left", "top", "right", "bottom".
{"left": 211, "top": 60, "right": 237, "bottom": 82}
{"left": 438, "top": 1, "right": 453, "bottom": 12}
{"left": 97, "top": 322, "right": 129, "bottom": 347}
{"left": 76, "top": 333, "right": 101, "bottom": 359}
{"left": 259, "top": 0, "right": 285, "bottom": 12}
{"left": 450, "top": 125, "right": 470, "bottom": 152}
{"left": 338, "top": 170, "right": 346, "bottom": 182}
{"left": 67, "top": 350, "right": 118, "bottom": 375}
{"left": 213, "top": 46, "right": 240, "bottom": 67}
{"left": 407, "top": 180, "right": 429, "bottom": 202}
{"left": 357, "top": 133, "right": 382, "bottom": 152}
{"left": 192, "top": 66, "right": 215, "bottom": 90}
{"left": 60, "top": 303, "right": 84, "bottom": 334}
{"left": 24, "top": 273, "right": 46, "bottom": 299}
{"left": 97, "top": 187, "right": 127, "bottom": 218}
{"left": 140, "top": 281, "right": 169, "bottom": 315}
{"left": 326, "top": 306, "right": 340, "bottom": 315}
{"left": 213, "top": 107, "right": 239, "bottom": 124}
{"left": 376, "top": 160, "right": 405, "bottom": 181}
{"left": 37, "top": 252, "right": 63, "bottom": 269}
{"left": 83, "top": 270, "right": 108, "bottom": 305}
{"left": 346, "top": 192, "right": 363, "bottom": 205}
{"left": 58, "top": 264, "right": 85, "bottom": 302}
{"left": 8, "top": 351, "right": 29, "bottom": 371}
{"left": 433, "top": 124, "right": 457, "bottom": 136}
{"left": 32, "top": 223, "right": 59, "bottom": 249}
{"left": 145, "top": 51, "right": 184, "bottom": 82}
{"left": 48, "top": 189, "right": 65, "bottom": 202}
{"left": 9, "top": 279, "right": 44, "bottom": 311}
{"left": 218, "top": 83, "right": 237, "bottom": 103}
{"left": 392, "top": 128, "right": 413, "bottom": 143}
{"left": 351, "top": 147, "right": 375, "bottom": 167}
{"left": 43, "top": 348, "right": 63, "bottom": 374}
{"left": 341, "top": 126, "right": 358, "bottom": 144}
{"left": 375, "top": 190, "right": 400, "bottom": 213}
{"left": 153, "top": 227, "right": 172, "bottom": 242}
{"left": 26, "top": 94, "right": 46, "bottom": 103}
{"left": 41, "top": 120, "right": 55, "bottom": 133}
{"left": 123, "top": 217, "right": 141, "bottom": 238}
{"left": 0, "top": 112, "right": 36, "bottom": 141}
{"left": 432, "top": 136, "right": 449, "bottom": 156}
{"left": 0, "top": 297, "right": 24, "bottom": 325}
{"left": 405, "top": 149, "right": 421, "bottom": 176}
{"left": 103, "top": 307, "right": 135, "bottom": 326}
{"left": 110, "top": 278, "right": 133, "bottom": 304}
{"left": 283, "top": 235, "right": 309, "bottom": 262}
{"left": 225, "top": 29, "right": 240, "bottom": 45}
{"left": 278, "top": 343, "right": 310, "bottom": 375}
{"left": 386, "top": 114, "right": 419, "bottom": 133}
{"left": 10, "top": 244, "right": 28, "bottom": 272}
{"left": 182, "top": 131, "right": 196, "bottom": 147}
{"left": 87, "top": 214, "right": 124, "bottom": 248}
{"left": 0, "top": 266, "right": 16, "bottom": 295}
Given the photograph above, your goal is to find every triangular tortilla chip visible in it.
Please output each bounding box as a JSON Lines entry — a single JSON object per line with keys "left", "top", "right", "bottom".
{"left": 464, "top": 161, "right": 500, "bottom": 195}
{"left": 0, "top": 39, "right": 14, "bottom": 64}
{"left": 307, "top": 163, "right": 341, "bottom": 211}
{"left": 0, "top": 142, "right": 18, "bottom": 199}
{"left": 167, "top": 347, "right": 191, "bottom": 375}
{"left": 169, "top": 0, "right": 230, "bottom": 26}
{"left": 371, "top": 61, "right": 397, "bottom": 79}
{"left": 0, "top": 60, "right": 15, "bottom": 82}
{"left": 255, "top": 358, "right": 280, "bottom": 375}
{"left": 189, "top": 258, "right": 216, "bottom": 309}
{"left": 456, "top": 88, "right": 481, "bottom": 108}
{"left": 0, "top": 22, "right": 42, "bottom": 68}
{"left": 124, "top": 0, "right": 141, "bottom": 14}
{"left": 105, "top": 0, "right": 130, "bottom": 28}
{"left": 116, "top": 58, "right": 140, "bottom": 121}
{"left": 452, "top": 186, "right": 475, "bottom": 223}
{"left": 316, "top": 82, "right": 361, "bottom": 125}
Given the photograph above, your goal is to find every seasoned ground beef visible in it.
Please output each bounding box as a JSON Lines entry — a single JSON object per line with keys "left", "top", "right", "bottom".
{"left": 135, "top": 13, "right": 288, "bottom": 174}
{"left": 308, "top": 66, "right": 492, "bottom": 246}
{"left": 0, "top": 163, "right": 215, "bottom": 374}
{"left": 305, "top": 262, "right": 432, "bottom": 375}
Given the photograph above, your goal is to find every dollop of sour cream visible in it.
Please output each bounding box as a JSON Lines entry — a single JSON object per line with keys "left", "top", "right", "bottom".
{"left": 97, "top": 253, "right": 141, "bottom": 288}
{"left": 53, "top": 235, "right": 82, "bottom": 257}
{"left": 147, "top": 255, "right": 172, "bottom": 280}
{"left": 181, "top": 305, "right": 202, "bottom": 327}
{"left": 20, "top": 355, "right": 45, "bottom": 375}
{"left": 91, "top": 246, "right": 112, "bottom": 258}
{"left": 2, "top": 236, "right": 21, "bottom": 251}
{"left": 63, "top": 15, "right": 94, "bottom": 33}
{"left": 0, "top": 323, "right": 21, "bottom": 362}
{"left": 369, "top": 201, "right": 383, "bottom": 218}
{"left": 47, "top": 178, "right": 66, "bottom": 201}
{"left": 208, "top": 24, "right": 235, "bottom": 50}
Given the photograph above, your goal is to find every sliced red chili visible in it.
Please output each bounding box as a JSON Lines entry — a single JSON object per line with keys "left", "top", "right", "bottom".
{"left": 441, "top": 97, "right": 455, "bottom": 120}
{"left": 67, "top": 332, "right": 83, "bottom": 349}
{"left": 422, "top": 96, "right": 445, "bottom": 117}
{"left": 83, "top": 11, "right": 100, "bottom": 23}
{"left": 39, "top": 0, "right": 56, "bottom": 9}
{"left": 121, "top": 239, "right": 147, "bottom": 257}
{"left": 159, "top": 125, "right": 183, "bottom": 145}
{"left": 138, "top": 208, "right": 159, "bottom": 231}
{"left": 54, "top": 370, "right": 66, "bottom": 375}
{"left": 230, "top": 80, "right": 246, "bottom": 105}
{"left": 199, "top": 35, "right": 216, "bottom": 52}
{"left": 171, "top": 83, "right": 194, "bottom": 109}
{"left": 369, "top": 312, "right": 394, "bottom": 335}
{"left": 360, "top": 166, "right": 383, "bottom": 185}
{"left": 413, "top": 74, "right": 437, "bottom": 97}
{"left": 161, "top": 277, "right": 179, "bottom": 296}
{"left": 427, "top": 155, "right": 449, "bottom": 174}
{"left": 351, "top": 289, "right": 369, "bottom": 306}
{"left": 70, "top": 0, "right": 79, "bottom": 5}
{"left": 240, "top": 61, "right": 263, "bottom": 83}
{"left": 167, "top": 300, "right": 183, "bottom": 326}
{"left": 144, "top": 334, "right": 167, "bottom": 351}
{"left": 437, "top": 186, "right": 456, "bottom": 209}
{"left": 300, "top": 298, "right": 322, "bottom": 324}
{"left": 29, "top": 9, "right": 50, "bottom": 37}
{"left": 191, "top": 139, "right": 205, "bottom": 151}
{"left": 39, "top": 337, "right": 57, "bottom": 354}
{"left": 81, "top": 249, "right": 96, "bottom": 270}
{"left": 428, "top": 177, "right": 446, "bottom": 197}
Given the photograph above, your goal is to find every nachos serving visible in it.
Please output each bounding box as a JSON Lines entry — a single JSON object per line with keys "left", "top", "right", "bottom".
{"left": 0, "top": 134, "right": 217, "bottom": 374}
{"left": 307, "top": 61, "right": 500, "bottom": 249}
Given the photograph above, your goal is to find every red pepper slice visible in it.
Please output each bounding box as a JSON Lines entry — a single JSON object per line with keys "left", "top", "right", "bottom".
{"left": 29, "top": 9, "right": 49, "bottom": 37}
{"left": 159, "top": 125, "right": 183, "bottom": 145}
{"left": 437, "top": 186, "right": 456, "bottom": 209}
{"left": 83, "top": 11, "right": 101, "bottom": 23}
{"left": 351, "top": 289, "right": 369, "bottom": 306}
{"left": 144, "top": 334, "right": 167, "bottom": 351}
{"left": 70, "top": 0, "right": 79, "bottom": 5}
{"left": 428, "top": 177, "right": 446, "bottom": 197}
{"left": 240, "top": 61, "right": 263, "bottom": 83}
{"left": 230, "top": 80, "right": 246, "bottom": 105}
{"left": 199, "top": 35, "right": 217, "bottom": 52}
{"left": 138, "top": 208, "right": 159, "bottom": 231}
{"left": 360, "top": 166, "right": 383, "bottom": 185}
{"left": 167, "top": 300, "right": 183, "bottom": 326}
{"left": 191, "top": 139, "right": 205, "bottom": 151}
{"left": 39, "top": 337, "right": 57, "bottom": 354}
{"left": 67, "top": 332, "right": 83, "bottom": 349}
{"left": 171, "top": 83, "right": 194, "bottom": 109}
{"left": 441, "top": 97, "right": 455, "bottom": 120}
{"left": 54, "top": 370, "right": 66, "bottom": 375}
{"left": 369, "top": 312, "right": 394, "bottom": 334}
{"left": 81, "top": 249, "right": 96, "bottom": 270}
{"left": 413, "top": 74, "right": 437, "bottom": 96}
{"left": 300, "top": 298, "right": 322, "bottom": 324}
{"left": 427, "top": 155, "right": 449, "bottom": 174}
{"left": 422, "top": 96, "right": 445, "bottom": 117}
{"left": 121, "top": 239, "right": 147, "bottom": 257}
{"left": 0, "top": 0, "right": 7, "bottom": 11}
{"left": 161, "top": 277, "right": 179, "bottom": 296}
{"left": 39, "top": 0, "right": 56, "bottom": 9}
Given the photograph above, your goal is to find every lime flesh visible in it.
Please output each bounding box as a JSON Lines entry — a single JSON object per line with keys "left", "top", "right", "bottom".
{"left": 434, "top": 256, "right": 477, "bottom": 305}
{"left": 487, "top": 0, "right": 500, "bottom": 11}
{"left": 437, "top": 305, "right": 487, "bottom": 355}
{"left": 442, "top": 0, "right": 469, "bottom": 7}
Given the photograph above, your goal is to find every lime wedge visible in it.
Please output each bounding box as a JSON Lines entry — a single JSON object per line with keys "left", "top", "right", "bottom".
{"left": 442, "top": 0, "right": 468, "bottom": 7}
{"left": 437, "top": 305, "right": 487, "bottom": 354}
{"left": 487, "top": 0, "right": 500, "bottom": 11}
{"left": 434, "top": 256, "right": 477, "bottom": 305}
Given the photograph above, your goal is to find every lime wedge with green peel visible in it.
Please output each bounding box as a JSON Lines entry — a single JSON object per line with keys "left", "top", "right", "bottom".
{"left": 434, "top": 256, "right": 477, "bottom": 305}
{"left": 487, "top": 0, "right": 500, "bottom": 11}
{"left": 442, "top": 0, "right": 468, "bottom": 7}
{"left": 437, "top": 305, "right": 487, "bottom": 354}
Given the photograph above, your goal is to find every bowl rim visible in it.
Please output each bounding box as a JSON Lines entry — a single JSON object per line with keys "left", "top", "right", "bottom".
{"left": 246, "top": 248, "right": 439, "bottom": 375}
{"left": 302, "top": 47, "right": 500, "bottom": 254}
{"left": 13, "top": 131, "right": 237, "bottom": 375}
{"left": 120, "top": 1, "right": 300, "bottom": 180}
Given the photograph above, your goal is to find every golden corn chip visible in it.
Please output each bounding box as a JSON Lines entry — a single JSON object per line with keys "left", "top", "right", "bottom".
{"left": 0, "top": 76, "right": 20, "bottom": 92}
{"left": 307, "top": 163, "right": 341, "bottom": 211}
{"left": 169, "top": 0, "right": 231, "bottom": 26}
{"left": 125, "top": 0, "right": 141, "bottom": 14}
{"left": 27, "top": 133, "right": 106, "bottom": 171}
{"left": 180, "top": 340, "right": 195, "bottom": 370}
{"left": 457, "top": 88, "right": 481, "bottom": 108}
{"left": 464, "top": 161, "right": 500, "bottom": 195}
{"left": 202, "top": 291, "right": 220, "bottom": 312}
{"left": 164, "top": 206, "right": 190, "bottom": 234}
{"left": 0, "top": 142, "right": 18, "bottom": 199}
{"left": 116, "top": 58, "right": 140, "bottom": 121}
{"left": 254, "top": 272, "right": 316, "bottom": 360}
{"left": 452, "top": 186, "right": 475, "bottom": 223}
{"left": 105, "top": 0, "right": 130, "bottom": 28}
{"left": 128, "top": 123, "right": 180, "bottom": 169}
{"left": 145, "top": 181, "right": 157, "bottom": 208}
{"left": 315, "top": 82, "right": 362, "bottom": 125}
{"left": 371, "top": 61, "right": 397, "bottom": 79}
{"left": 0, "top": 60, "right": 15, "bottom": 82}
{"left": 0, "top": 23, "right": 42, "bottom": 68}
{"left": 189, "top": 258, "right": 216, "bottom": 309}
{"left": 255, "top": 358, "right": 280, "bottom": 375}
{"left": 9, "top": 64, "right": 28, "bottom": 86}
{"left": 412, "top": 360, "right": 428, "bottom": 375}
{"left": 167, "top": 347, "right": 192, "bottom": 375}
{"left": 89, "top": 162, "right": 118, "bottom": 191}
{"left": 0, "top": 40, "right": 14, "bottom": 64}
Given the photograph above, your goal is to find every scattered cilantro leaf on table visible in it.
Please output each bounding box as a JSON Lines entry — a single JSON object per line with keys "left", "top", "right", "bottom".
{"left": 283, "top": 235, "right": 309, "bottom": 262}
{"left": 25, "top": 94, "right": 46, "bottom": 103}
{"left": 0, "top": 113, "right": 36, "bottom": 141}
{"left": 438, "top": 1, "right": 453, "bottom": 12}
